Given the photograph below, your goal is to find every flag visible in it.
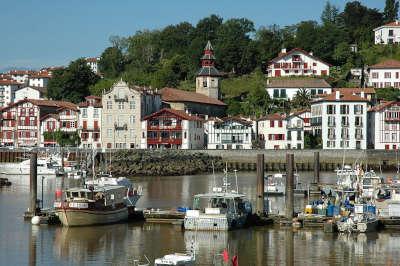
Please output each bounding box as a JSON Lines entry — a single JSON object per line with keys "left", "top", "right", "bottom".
{"left": 222, "top": 249, "right": 229, "bottom": 262}
{"left": 232, "top": 255, "right": 238, "bottom": 266}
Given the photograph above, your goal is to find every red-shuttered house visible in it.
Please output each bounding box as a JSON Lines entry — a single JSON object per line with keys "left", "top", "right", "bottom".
{"left": 141, "top": 108, "right": 204, "bottom": 149}
{"left": 0, "top": 99, "right": 77, "bottom": 147}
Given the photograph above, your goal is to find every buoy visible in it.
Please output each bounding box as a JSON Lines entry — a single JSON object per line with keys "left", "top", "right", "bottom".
{"left": 31, "top": 216, "right": 41, "bottom": 225}
{"left": 55, "top": 189, "right": 62, "bottom": 199}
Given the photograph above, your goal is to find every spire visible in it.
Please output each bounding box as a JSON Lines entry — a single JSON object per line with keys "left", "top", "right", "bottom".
{"left": 204, "top": 40, "right": 213, "bottom": 51}
{"left": 198, "top": 41, "right": 220, "bottom": 76}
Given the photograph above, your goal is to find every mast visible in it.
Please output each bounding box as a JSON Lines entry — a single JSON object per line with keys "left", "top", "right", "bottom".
{"left": 92, "top": 148, "right": 95, "bottom": 182}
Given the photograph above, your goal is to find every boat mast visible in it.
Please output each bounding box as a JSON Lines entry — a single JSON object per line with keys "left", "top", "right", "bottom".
{"left": 234, "top": 169, "right": 239, "bottom": 193}
{"left": 92, "top": 148, "right": 95, "bottom": 182}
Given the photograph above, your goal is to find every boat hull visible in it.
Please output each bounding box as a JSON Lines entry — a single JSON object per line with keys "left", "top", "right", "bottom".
{"left": 56, "top": 207, "right": 128, "bottom": 227}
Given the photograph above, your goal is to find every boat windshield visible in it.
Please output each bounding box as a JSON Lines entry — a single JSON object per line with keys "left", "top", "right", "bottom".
{"left": 193, "top": 196, "right": 246, "bottom": 214}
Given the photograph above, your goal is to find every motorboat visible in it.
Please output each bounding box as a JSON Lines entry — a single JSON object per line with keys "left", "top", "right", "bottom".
{"left": 154, "top": 253, "right": 195, "bottom": 266}
{"left": 337, "top": 203, "right": 378, "bottom": 233}
{"left": 264, "top": 173, "right": 307, "bottom": 196}
{"left": 0, "top": 156, "right": 61, "bottom": 175}
{"left": 184, "top": 171, "right": 252, "bottom": 231}
{"left": 361, "top": 171, "right": 383, "bottom": 199}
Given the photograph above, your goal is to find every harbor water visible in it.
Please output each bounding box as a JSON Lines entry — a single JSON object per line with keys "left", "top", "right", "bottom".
{"left": 1, "top": 171, "right": 400, "bottom": 265}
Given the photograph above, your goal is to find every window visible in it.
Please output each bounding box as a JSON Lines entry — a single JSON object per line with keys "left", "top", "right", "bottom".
{"left": 297, "top": 132, "right": 302, "bottom": 141}
{"left": 371, "top": 72, "right": 378, "bottom": 79}
{"left": 340, "top": 105, "right": 349, "bottom": 115}
{"left": 130, "top": 100, "right": 135, "bottom": 109}
{"left": 328, "top": 116, "right": 335, "bottom": 127}
{"left": 341, "top": 116, "right": 349, "bottom": 127}
{"left": 130, "top": 115, "right": 135, "bottom": 124}
{"left": 341, "top": 128, "right": 349, "bottom": 139}
{"left": 107, "top": 100, "right": 112, "bottom": 109}
{"left": 287, "top": 131, "right": 292, "bottom": 140}
{"left": 107, "top": 128, "right": 112, "bottom": 137}
{"left": 278, "top": 121, "right": 283, "bottom": 127}
{"left": 354, "top": 105, "right": 363, "bottom": 114}
{"left": 270, "top": 120, "right": 274, "bottom": 127}
{"left": 107, "top": 115, "right": 112, "bottom": 124}
{"left": 327, "top": 105, "right": 336, "bottom": 115}
{"left": 355, "top": 116, "right": 363, "bottom": 127}
{"left": 385, "top": 72, "right": 392, "bottom": 79}
{"left": 203, "top": 79, "right": 208, "bottom": 87}
{"left": 118, "top": 102, "right": 124, "bottom": 110}
{"left": 82, "top": 108, "right": 87, "bottom": 118}
{"left": 273, "top": 89, "right": 279, "bottom": 98}
{"left": 389, "top": 29, "right": 394, "bottom": 36}
{"left": 93, "top": 108, "right": 99, "bottom": 118}
{"left": 328, "top": 128, "right": 335, "bottom": 139}
{"left": 130, "top": 129, "right": 135, "bottom": 138}
{"left": 355, "top": 128, "right": 363, "bottom": 139}
{"left": 280, "top": 89, "right": 287, "bottom": 98}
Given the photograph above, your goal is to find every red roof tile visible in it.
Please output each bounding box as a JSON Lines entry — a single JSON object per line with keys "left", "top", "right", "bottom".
{"left": 369, "top": 101, "right": 400, "bottom": 112}
{"left": 161, "top": 88, "right": 226, "bottom": 106}
{"left": 333, "top": 87, "right": 376, "bottom": 94}
{"left": 369, "top": 59, "right": 400, "bottom": 69}
{"left": 1, "top": 99, "right": 77, "bottom": 112}
{"left": 0, "top": 79, "right": 22, "bottom": 85}
{"left": 314, "top": 91, "right": 368, "bottom": 103}
{"left": 258, "top": 113, "right": 286, "bottom": 121}
{"left": 216, "top": 116, "right": 253, "bottom": 126}
{"left": 143, "top": 108, "right": 204, "bottom": 121}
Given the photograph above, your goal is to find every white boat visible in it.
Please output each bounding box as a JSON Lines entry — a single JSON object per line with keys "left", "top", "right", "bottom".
{"left": 184, "top": 171, "right": 252, "bottom": 231}
{"left": 264, "top": 173, "right": 305, "bottom": 196}
{"left": 361, "top": 171, "right": 383, "bottom": 199}
{"left": 0, "top": 156, "right": 61, "bottom": 175}
{"left": 154, "top": 253, "right": 195, "bottom": 266}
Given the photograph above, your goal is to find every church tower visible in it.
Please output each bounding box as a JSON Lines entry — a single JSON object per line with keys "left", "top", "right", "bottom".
{"left": 196, "top": 41, "right": 220, "bottom": 99}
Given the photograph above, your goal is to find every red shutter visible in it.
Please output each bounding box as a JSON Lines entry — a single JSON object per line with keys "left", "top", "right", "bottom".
{"left": 304, "top": 63, "right": 308, "bottom": 68}
{"left": 321, "top": 70, "right": 327, "bottom": 76}
{"left": 274, "top": 70, "right": 281, "bottom": 77}
{"left": 83, "top": 121, "right": 87, "bottom": 129}
{"left": 94, "top": 120, "right": 98, "bottom": 129}
{"left": 66, "top": 122, "right": 70, "bottom": 128}
{"left": 278, "top": 121, "right": 283, "bottom": 127}
{"left": 385, "top": 145, "right": 390, "bottom": 150}
{"left": 270, "top": 121, "right": 274, "bottom": 127}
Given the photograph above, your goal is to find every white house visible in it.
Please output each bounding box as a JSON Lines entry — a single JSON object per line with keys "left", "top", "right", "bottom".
{"left": 8, "top": 70, "right": 31, "bottom": 84}
{"left": 14, "top": 86, "right": 45, "bottom": 102}
{"left": 292, "top": 109, "right": 311, "bottom": 132}
{"left": 78, "top": 96, "right": 102, "bottom": 149}
{"left": 266, "top": 78, "right": 332, "bottom": 100}
{"left": 267, "top": 48, "right": 331, "bottom": 78}
{"left": 368, "top": 101, "right": 400, "bottom": 150}
{"left": 374, "top": 21, "right": 400, "bottom": 44}
{"left": 141, "top": 108, "right": 204, "bottom": 149}
{"left": 368, "top": 59, "right": 400, "bottom": 88}
{"left": 257, "top": 113, "right": 287, "bottom": 149}
{"left": 0, "top": 79, "right": 23, "bottom": 107}
{"left": 205, "top": 117, "right": 253, "bottom": 149}
{"left": 86, "top": 57, "right": 99, "bottom": 74}
{"left": 28, "top": 71, "right": 51, "bottom": 88}
{"left": 286, "top": 114, "right": 305, "bottom": 149}
{"left": 311, "top": 91, "right": 368, "bottom": 149}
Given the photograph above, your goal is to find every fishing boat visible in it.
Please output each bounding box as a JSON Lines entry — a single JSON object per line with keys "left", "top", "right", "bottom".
{"left": 337, "top": 203, "right": 378, "bottom": 233}
{"left": 361, "top": 171, "right": 383, "bottom": 199}
{"left": 184, "top": 171, "right": 252, "bottom": 231}
{"left": 154, "top": 253, "right": 195, "bottom": 266}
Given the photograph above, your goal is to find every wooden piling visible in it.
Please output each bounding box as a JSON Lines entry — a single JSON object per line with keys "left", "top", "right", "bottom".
{"left": 30, "top": 153, "right": 38, "bottom": 215}
{"left": 256, "top": 154, "right": 265, "bottom": 216}
{"left": 286, "top": 153, "right": 294, "bottom": 220}
{"left": 314, "top": 151, "right": 320, "bottom": 184}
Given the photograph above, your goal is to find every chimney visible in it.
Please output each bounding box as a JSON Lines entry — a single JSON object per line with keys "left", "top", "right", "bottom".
{"left": 309, "top": 51, "right": 313, "bottom": 56}
{"left": 281, "top": 48, "right": 287, "bottom": 54}
{"left": 335, "top": 91, "right": 340, "bottom": 100}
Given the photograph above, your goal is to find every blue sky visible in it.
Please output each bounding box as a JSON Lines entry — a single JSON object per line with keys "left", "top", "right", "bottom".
{"left": 0, "top": 0, "right": 385, "bottom": 71}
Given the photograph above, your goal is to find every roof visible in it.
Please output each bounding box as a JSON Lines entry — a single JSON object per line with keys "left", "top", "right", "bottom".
{"left": 215, "top": 116, "right": 253, "bottom": 126}
{"left": 29, "top": 72, "right": 51, "bottom": 79}
{"left": 161, "top": 88, "right": 226, "bottom": 106}
{"left": 369, "top": 59, "right": 400, "bottom": 69}
{"left": 40, "top": 113, "right": 59, "bottom": 121}
{"left": 8, "top": 70, "right": 33, "bottom": 75}
{"left": 78, "top": 101, "right": 102, "bottom": 108}
{"left": 266, "top": 78, "right": 331, "bottom": 88}
{"left": 257, "top": 113, "right": 286, "bottom": 121}
{"left": 197, "top": 66, "right": 221, "bottom": 77}
{"left": 292, "top": 109, "right": 311, "bottom": 116}
{"left": 333, "top": 87, "right": 376, "bottom": 94}
{"left": 369, "top": 101, "right": 399, "bottom": 112}
{"left": 85, "top": 95, "right": 101, "bottom": 100}
{"left": 16, "top": 86, "right": 47, "bottom": 94}
{"left": 143, "top": 108, "right": 203, "bottom": 121}
{"left": 374, "top": 21, "right": 400, "bottom": 31}
{"left": 204, "top": 40, "right": 214, "bottom": 51}
{"left": 1, "top": 99, "right": 77, "bottom": 112}
{"left": 86, "top": 57, "right": 98, "bottom": 63}
{"left": 313, "top": 91, "right": 368, "bottom": 103}
{"left": 0, "top": 79, "right": 22, "bottom": 86}
{"left": 269, "top": 48, "right": 332, "bottom": 67}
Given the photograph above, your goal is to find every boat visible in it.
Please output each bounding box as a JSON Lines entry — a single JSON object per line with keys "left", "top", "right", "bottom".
{"left": 184, "top": 171, "right": 252, "bottom": 231}
{"left": 154, "top": 253, "right": 195, "bottom": 266}
{"left": 0, "top": 156, "right": 61, "bottom": 175}
{"left": 264, "top": 173, "right": 308, "bottom": 196}
{"left": 337, "top": 203, "right": 378, "bottom": 233}
{"left": 361, "top": 171, "right": 384, "bottom": 199}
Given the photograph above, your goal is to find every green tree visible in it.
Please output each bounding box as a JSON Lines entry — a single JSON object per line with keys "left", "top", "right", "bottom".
{"left": 294, "top": 21, "right": 319, "bottom": 52}
{"left": 292, "top": 89, "right": 311, "bottom": 108}
{"left": 43, "top": 131, "right": 81, "bottom": 147}
{"left": 89, "top": 78, "right": 117, "bottom": 96}
{"left": 376, "top": 87, "right": 400, "bottom": 101}
{"left": 321, "top": 1, "right": 340, "bottom": 25}
{"left": 384, "top": 0, "right": 399, "bottom": 22}
{"left": 98, "top": 46, "right": 125, "bottom": 78}
{"left": 255, "top": 25, "right": 282, "bottom": 63}
{"left": 47, "top": 58, "right": 99, "bottom": 103}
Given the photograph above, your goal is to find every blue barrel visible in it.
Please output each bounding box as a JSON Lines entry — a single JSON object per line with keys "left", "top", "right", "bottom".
{"left": 327, "top": 205, "right": 334, "bottom": 217}
{"left": 367, "top": 205, "right": 376, "bottom": 214}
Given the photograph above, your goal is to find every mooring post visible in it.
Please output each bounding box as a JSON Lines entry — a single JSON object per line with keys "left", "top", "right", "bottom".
{"left": 30, "top": 152, "right": 38, "bottom": 215}
{"left": 286, "top": 153, "right": 294, "bottom": 220}
{"left": 314, "top": 151, "right": 320, "bottom": 184}
{"left": 256, "top": 154, "right": 265, "bottom": 216}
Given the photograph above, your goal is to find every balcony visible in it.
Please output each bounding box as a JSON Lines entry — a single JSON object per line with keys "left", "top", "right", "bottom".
{"left": 114, "top": 123, "right": 127, "bottom": 130}
{"left": 2, "top": 113, "right": 15, "bottom": 120}
{"left": 355, "top": 134, "right": 363, "bottom": 140}
{"left": 147, "top": 138, "right": 182, "bottom": 145}
{"left": 80, "top": 126, "right": 100, "bottom": 132}
{"left": 114, "top": 95, "right": 128, "bottom": 102}
{"left": 328, "top": 134, "right": 336, "bottom": 140}
{"left": 328, "top": 122, "right": 336, "bottom": 127}
{"left": 385, "top": 117, "right": 400, "bottom": 122}
{"left": 286, "top": 124, "right": 303, "bottom": 130}
{"left": 311, "top": 117, "right": 322, "bottom": 126}
{"left": 221, "top": 139, "right": 244, "bottom": 144}
{"left": 341, "top": 122, "right": 349, "bottom": 127}
{"left": 148, "top": 124, "right": 182, "bottom": 131}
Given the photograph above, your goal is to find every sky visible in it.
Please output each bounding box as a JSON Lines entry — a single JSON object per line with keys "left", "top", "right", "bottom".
{"left": 0, "top": 0, "right": 385, "bottom": 71}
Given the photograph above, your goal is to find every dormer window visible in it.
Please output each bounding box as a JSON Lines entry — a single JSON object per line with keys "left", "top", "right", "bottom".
{"left": 203, "top": 79, "right": 208, "bottom": 87}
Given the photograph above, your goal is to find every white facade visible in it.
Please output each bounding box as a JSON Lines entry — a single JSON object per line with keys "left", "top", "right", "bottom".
{"left": 311, "top": 91, "right": 368, "bottom": 149}
{"left": 78, "top": 96, "right": 102, "bottom": 149}
{"left": 267, "top": 48, "right": 330, "bottom": 78}
{"left": 374, "top": 22, "right": 400, "bottom": 44}
{"left": 0, "top": 80, "right": 22, "bottom": 107}
{"left": 266, "top": 78, "right": 332, "bottom": 100}
{"left": 29, "top": 76, "right": 50, "bottom": 88}
{"left": 368, "top": 102, "right": 400, "bottom": 150}
{"left": 205, "top": 118, "right": 253, "bottom": 150}
{"left": 86, "top": 58, "right": 99, "bottom": 74}
{"left": 266, "top": 87, "right": 332, "bottom": 100}
{"left": 15, "top": 87, "right": 42, "bottom": 102}
{"left": 9, "top": 70, "right": 30, "bottom": 84}
{"left": 257, "top": 114, "right": 287, "bottom": 149}
{"left": 101, "top": 80, "right": 161, "bottom": 149}
{"left": 368, "top": 60, "right": 400, "bottom": 88}
{"left": 286, "top": 115, "right": 305, "bottom": 149}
